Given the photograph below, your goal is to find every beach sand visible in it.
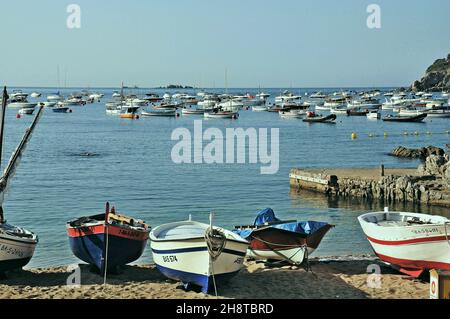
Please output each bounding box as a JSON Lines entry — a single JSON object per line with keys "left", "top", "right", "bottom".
{"left": 0, "top": 257, "right": 429, "bottom": 299}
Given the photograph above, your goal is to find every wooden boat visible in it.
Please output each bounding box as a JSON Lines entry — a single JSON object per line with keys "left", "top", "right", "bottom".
{"left": 181, "top": 107, "right": 212, "bottom": 115}
{"left": 303, "top": 113, "right": 337, "bottom": 123}
{"left": 359, "top": 209, "right": 450, "bottom": 277}
{"left": 142, "top": 109, "right": 177, "bottom": 117}
{"left": 67, "top": 203, "right": 150, "bottom": 274}
{"left": 234, "top": 209, "right": 333, "bottom": 265}
{"left": 120, "top": 106, "right": 140, "bottom": 119}
{"left": 0, "top": 87, "right": 43, "bottom": 274}
{"left": 150, "top": 215, "right": 248, "bottom": 294}
{"left": 382, "top": 113, "right": 427, "bottom": 122}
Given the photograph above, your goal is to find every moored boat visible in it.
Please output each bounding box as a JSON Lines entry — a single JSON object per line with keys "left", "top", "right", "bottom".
{"left": 142, "top": 109, "right": 177, "bottom": 117}
{"left": 120, "top": 106, "right": 140, "bottom": 119}
{"left": 150, "top": 215, "right": 249, "bottom": 294}
{"left": 358, "top": 209, "right": 450, "bottom": 277}
{"left": 382, "top": 113, "right": 427, "bottom": 122}
{"left": 204, "top": 110, "right": 238, "bottom": 119}
{"left": 366, "top": 110, "right": 381, "bottom": 120}
{"left": 67, "top": 203, "right": 150, "bottom": 274}
{"left": 234, "top": 209, "right": 333, "bottom": 265}
{"left": 303, "top": 113, "right": 337, "bottom": 123}
{"left": 0, "top": 87, "right": 43, "bottom": 275}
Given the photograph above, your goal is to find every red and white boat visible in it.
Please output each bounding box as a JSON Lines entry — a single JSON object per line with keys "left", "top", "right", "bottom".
{"left": 358, "top": 209, "right": 450, "bottom": 277}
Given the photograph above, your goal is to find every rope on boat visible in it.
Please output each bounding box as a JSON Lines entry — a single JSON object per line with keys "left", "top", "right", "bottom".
{"left": 252, "top": 235, "right": 311, "bottom": 271}
{"left": 204, "top": 226, "right": 227, "bottom": 297}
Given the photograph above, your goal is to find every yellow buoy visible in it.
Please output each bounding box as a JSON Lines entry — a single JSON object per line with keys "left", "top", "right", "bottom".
{"left": 351, "top": 133, "right": 357, "bottom": 140}
{"left": 384, "top": 132, "right": 388, "bottom": 138}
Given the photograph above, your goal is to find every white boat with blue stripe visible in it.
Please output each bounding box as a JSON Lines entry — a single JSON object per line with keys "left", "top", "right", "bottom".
{"left": 150, "top": 215, "right": 249, "bottom": 294}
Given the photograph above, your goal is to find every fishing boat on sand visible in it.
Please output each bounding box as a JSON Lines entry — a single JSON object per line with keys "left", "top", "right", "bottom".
{"left": 359, "top": 208, "right": 450, "bottom": 277}
{"left": 150, "top": 215, "right": 249, "bottom": 294}
{"left": 303, "top": 113, "right": 337, "bottom": 123}
{"left": 382, "top": 113, "right": 427, "bottom": 122}
{"left": 234, "top": 209, "right": 334, "bottom": 265}
{"left": 0, "top": 87, "right": 43, "bottom": 275}
{"left": 67, "top": 202, "right": 150, "bottom": 274}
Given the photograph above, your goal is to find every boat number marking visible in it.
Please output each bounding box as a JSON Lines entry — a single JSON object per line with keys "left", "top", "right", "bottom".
{"left": 411, "top": 228, "right": 440, "bottom": 235}
{"left": 234, "top": 257, "right": 244, "bottom": 264}
{"left": 0, "top": 244, "right": 25, "bottom": 258}
{"left": 162, "top": 255, "right": 178, "bottom": 263}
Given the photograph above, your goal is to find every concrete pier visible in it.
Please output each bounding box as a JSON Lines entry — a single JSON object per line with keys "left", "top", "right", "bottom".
{"left": 290, "top": 167, "right": 450, "bottom": 207}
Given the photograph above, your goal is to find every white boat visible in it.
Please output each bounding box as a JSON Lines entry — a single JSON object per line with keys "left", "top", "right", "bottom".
{"left": 18, "top": 106, "right": 35, "bottom": 115}
{"left": 150, "top": 216, "right": 249, "bottom": 294}
{"left": 252, "top": 105, "right": 268, "bottom": 112}
{"left": 426, "top": 109, "right": 450, "bottom": 118}
{"left": 309, "top": 92, "right": 327, "bottom": 99}
{"left": 30, "top": 92, "right": 41, "bottom": 98}
{"left": 366, "top": 110, "right": 381, "bottom": 120}
{"left": 204, "top": 110, "right": 238, "bottom": 119}
{"left": 8, "top": 102, "right": 37, "bottom": 109}
{"left": 330, "top": 107, "right": 349, "bottom": 115}
{"left": 218, "top": 100, "right": 243, "bottom": 110}
{"left": 398, "top": 108, "right": 426, "bottom": 117}
{"left": 88, "top": 93, "right": 104, "bottom": 100}
{"left": 358, "top": 209, "right": 450, "bottom": 277}
{"left": 181, "top": 107, "right": 212, "bottom": 115}
{"left": 315, "top": 104, "right": 331, "bottom": 111}
{"left": 0, "top": 89, "right": 43, "bottom": 274}
{"left": 141, "top": 109, "right": 177, "bottom": 117}
{"left": 47, "top": 93, "right": 63, "bottom": 102}
{"left": 279, "top": 110, "right": 306, "bottom": 119}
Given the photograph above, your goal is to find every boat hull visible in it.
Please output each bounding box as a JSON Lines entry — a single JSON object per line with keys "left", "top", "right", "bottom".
{"left": 359, "top": 212, "right": 450, "bottom": 277}
{"left": 0, "top": 229, "right": 38, "bottom": 272}
{"left": 245, "top": 226, "right": 333, "bottom": 264}
{"left": 67, "top": 224, "right": 149, "bottom": 273}
{"left": 151, "top": 237, "right": 248, "bottom": 293}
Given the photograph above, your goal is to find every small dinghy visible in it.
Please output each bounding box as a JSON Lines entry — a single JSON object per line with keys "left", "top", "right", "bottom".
{"left": 67, "top": 203, "right": 150, "bottom": 274}
{"left": 234, "top": 209, "right": 333, "bottom": 265}
{"left": 347, "top": 109, "right": 369, "bottom": 116}
{"left": 181, "top": 107, "right": 212, "bottom": 115}
{"left": 359, "top": 208, "right": 450, "bottom": 277}
{"left": 382, "top": 113, "right": 427, "bottom": 122}
{"left": 18, "top": 106, "right": 35, "bottom": 115}
{"left": 142, "top": 109, "right": 177, "bottom": 117}
{"left": 0, "top": 87, "right": 44, "bottom": 275}
{"left": 150, "top": 215, "right": 249, "bottom": 294}
{"left": 252, "top": 105, "right": 268, "bottom": 112}
{"left": 303, "top": 113, "right": 337, "bottom": 123}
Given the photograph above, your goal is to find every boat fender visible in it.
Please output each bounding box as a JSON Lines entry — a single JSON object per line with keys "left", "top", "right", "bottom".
{"left": 176, "top": 113, "right": 180, "bottom": 117}
{"left": 16, "top": 113, "right": 21, "bottom": 119}
{"left": 135, "top": 115, "right": 140, "bottom": 120}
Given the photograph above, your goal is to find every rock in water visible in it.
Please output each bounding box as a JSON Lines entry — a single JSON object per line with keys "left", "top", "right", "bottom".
{"left": 391, "top": 146, "right": 445, "bottom": 159}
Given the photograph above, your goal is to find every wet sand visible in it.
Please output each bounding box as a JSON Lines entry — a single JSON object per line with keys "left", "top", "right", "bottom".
{"left": 0, "top": 257, "right": 429, "bottom": 299}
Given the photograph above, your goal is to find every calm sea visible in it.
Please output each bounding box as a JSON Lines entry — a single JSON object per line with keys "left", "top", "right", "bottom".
{"left": 2, "top": 87, "right": 449, "bottom": 268}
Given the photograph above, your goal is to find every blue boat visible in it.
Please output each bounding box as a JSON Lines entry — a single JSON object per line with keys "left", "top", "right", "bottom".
{"left": 66, "top": 203, "right": 150, "bottom": 274}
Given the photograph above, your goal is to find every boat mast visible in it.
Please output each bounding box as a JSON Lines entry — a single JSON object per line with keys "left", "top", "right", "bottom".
{"left": 0, "top": 87, "right": 8, "bottom": 223}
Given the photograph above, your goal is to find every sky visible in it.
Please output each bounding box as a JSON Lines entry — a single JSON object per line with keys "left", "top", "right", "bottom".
{"left": 0, "top": 0, "right": 449, "bottom": 88}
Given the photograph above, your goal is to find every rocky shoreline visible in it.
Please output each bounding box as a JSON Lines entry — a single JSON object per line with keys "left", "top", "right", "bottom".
{"left": 411, "top": 53, "right": 450, "bottom": 91}
{"left": 290, "top": 147, "right": 450, "bottom": 207}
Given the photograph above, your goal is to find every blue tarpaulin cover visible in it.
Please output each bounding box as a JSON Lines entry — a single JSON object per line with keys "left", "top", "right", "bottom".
{"left": 234, "top": 208, "right": 329, "bottom": 239}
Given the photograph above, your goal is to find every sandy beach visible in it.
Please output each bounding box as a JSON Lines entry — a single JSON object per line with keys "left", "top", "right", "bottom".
{"left": 0, "top": 257, "right": 429, "bottom": 299}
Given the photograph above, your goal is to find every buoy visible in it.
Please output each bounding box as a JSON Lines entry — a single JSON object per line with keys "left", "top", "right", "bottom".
{"left": 384, "top": 132, "right": 388, "bottom": 138}
{"left": 135, "top": 115, "right": 140, "bottom": 120}
{"left": 368, "top": 133, "right": 373, "bottom": 138}
{"left": 176, "top": 113, "right": 180, "bottom": 117}
{"left": 351, "top": 133, "right": 357, "bottom": 140}
{"left": 69, "top": 109, "right": 73, "bottom": 113}
{"left": 403, "top": 132, "right": 409, "bottom": 136}
{"left": 414, "top": 131, "right": 419, "bottom": 135}
{"left": 426, "top": 131, "right": 432, "bottom": 135}
{"left": 16, "top": 113, "right": 21, "bottom": 119}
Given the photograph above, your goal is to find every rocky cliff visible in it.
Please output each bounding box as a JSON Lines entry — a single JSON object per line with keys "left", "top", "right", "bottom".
{"left": 411, "top": 53, "right": 450, "bottom": 91}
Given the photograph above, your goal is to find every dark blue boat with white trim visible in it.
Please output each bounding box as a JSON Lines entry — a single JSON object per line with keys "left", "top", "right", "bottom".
{"left": 150, "top": 217, "right": 249, "bottom": 294}
{"left": 66, "top": 203, "right": 150, "bottom": 274}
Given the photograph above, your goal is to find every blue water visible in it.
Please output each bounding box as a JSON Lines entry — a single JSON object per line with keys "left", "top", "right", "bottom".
{"left": 2, "top": 87, "right": 449, "bottom": 268}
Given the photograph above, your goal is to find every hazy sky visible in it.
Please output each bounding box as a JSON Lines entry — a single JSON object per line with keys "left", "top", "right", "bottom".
{"left": 0, "top": 0, "right": 449, "bottom": 88}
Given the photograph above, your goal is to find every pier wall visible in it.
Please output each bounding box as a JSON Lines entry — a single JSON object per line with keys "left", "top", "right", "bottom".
{"left": 290, "top": 156, "right": 450, "bottom": 207}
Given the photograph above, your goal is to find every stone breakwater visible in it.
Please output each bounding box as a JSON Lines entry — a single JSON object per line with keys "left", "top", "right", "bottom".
{"left": 290, "top": 155, "right": 450, "bottom": 207}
